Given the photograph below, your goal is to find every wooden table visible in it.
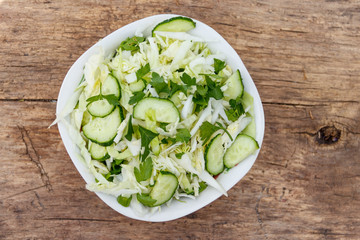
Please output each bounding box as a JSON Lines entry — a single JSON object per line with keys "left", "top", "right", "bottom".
{"left": 1, "top": 1, "right": 359, "bottom": 239}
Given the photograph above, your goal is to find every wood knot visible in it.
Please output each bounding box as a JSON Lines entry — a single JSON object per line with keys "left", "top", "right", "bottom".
{"left": 316, "top": 126, "right": 341, "bottom": 145}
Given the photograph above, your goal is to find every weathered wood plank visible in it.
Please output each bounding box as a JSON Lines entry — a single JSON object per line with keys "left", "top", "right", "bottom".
{"left": 0, "top": 101, "right": 358, "bottom": 239}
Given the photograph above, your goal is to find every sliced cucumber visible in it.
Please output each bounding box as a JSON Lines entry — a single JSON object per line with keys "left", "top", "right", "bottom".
{"left": 242, "top": 113, "right": 256, "bottom": 138}
{"left": 152, "top": 16, "right": 196, "bottom": 37}
{"left": 87, "top": 99, "right": 115, "bottom": 118}
{"left": 205, "top": 134, "right": 225, "bottom": 175}
{"left": 133, "top": 97, "right": 180, "bottom": 123}
{"left": 150, "top": 171, "right": 179, "bottom": 206}
{"left": 129, "top": 80, "right": 145, "bottom": 92}
{"left": 89, "top": 142, "right": 109, "bottom": 160}
{"left": 224, "top": 134, "right": 259, "bottom": 169}
{"left": 241, "top": 91, "right": 256, "bottom": 138}
{"left": 223, "top": 70, "right": 244, "bottom": 100}
{"left": 83, "top": 106, "right": 123, "bottom": 146}
{"left": 87, "top": 75, "right": 121, "bottom": 117}
{"left": 102, "top": 74, "right": 121, "bottom": 98}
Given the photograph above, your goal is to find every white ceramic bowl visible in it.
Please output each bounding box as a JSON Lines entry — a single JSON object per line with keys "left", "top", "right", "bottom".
{"left": 56, "top": 14, "right": 265, "bottom": 222}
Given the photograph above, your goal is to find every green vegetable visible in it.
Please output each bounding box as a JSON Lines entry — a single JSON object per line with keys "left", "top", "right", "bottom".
{"left": 214, "top": 58, "right": 226, "bottom": 74}
{"left": 175, "top": 128, "right": 191, "bottom": 143}
{"left": 199, "top": 121, "right": 233, "bottom": 144}
{"left": 136, "top": 193, "right": 156, "bottom": 207}
{"left": 138, "top": 126, "right": 159, "bottom": 161}
{"left": 120, "top": 36, "right": 145, "bottom": 53}
{"left": 134, "top": 157, "right": 153, "bottom": 182}
{"left": 136, "top": 63, "right": 150, "bottom": 81}
{"left": 128, "top": 91, "right": 145, "bottom": 105}
{"left": 225, "top": 97, "right": 245, "bottom": 122}
{"left": 150, "top": 72, "right": 170, "bottom": 96}
{"left": 125, "top": 116, "right": 134, "bottom": 141}
{"left": 117, "top": 195, "right": 132, "bottom": 207}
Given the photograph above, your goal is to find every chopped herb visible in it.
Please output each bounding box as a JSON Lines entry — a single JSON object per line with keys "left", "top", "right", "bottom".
{"left": 199, "top": 181, "right": 208, "bottom": 193}
{"left": 199, "top": 121, "right": 232, "bottom": 144}
{"left": 125, "top": 116, "right": 134, "bottom": 141}
{"left": 225, "top": 97, "right": 245, "bottom": 122}
{"left": 136, "top": 193, "right": 156, "bottom": 207}
{"left": 102, "top": 94, "right": 120, "bottom": 106}
{"left": 136, "top": 63, "right": 150, "bottom": 81}
{"left": 150, "top": 72, "right": 170, "bottom": 96}
{"left": 117, "top": 195, "right": 132, "bottom": 207}
{"left": 138, "top": 126, "right": 159, "bottom": 161}
{"left": 129, "top": 91, "right": 145, "bottom": 105}
{"left": 199, "top": 121, "right": 221, "bottom": 144}
{"left": 205, "top": 76, "right": 223, "bottom": 100}
{"left": 175, "top": 152, "right": 185, "bottom": 159}
{"left": 120, "top": 36, "right": 145, "bottom": 53}
{"left": 214, "top": 58, "right": 226, "bottom": 74}
{"left": 104, "top": 172, "right": 113, "bottom": 182}
{"left": 110, "top": 159, "right": 123, "bottom": 175}
{"left": 159, "top": 122, "right": 168, "bottom": 131}
{"left": 86, "top": 83, "right": 120, "bottom": 106}
{"left": 180, "top": 72, "right": 196, "bottom": 86}
{"left": 175, "top": 128, "right": 191, "bottom": 143}
{"left": 134, "top": 157, "right": 153, "bottom": 182}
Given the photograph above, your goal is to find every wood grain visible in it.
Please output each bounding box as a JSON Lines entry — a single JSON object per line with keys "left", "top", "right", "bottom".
{"left": 1, "top": 0, "right": 359, "bottom": 239}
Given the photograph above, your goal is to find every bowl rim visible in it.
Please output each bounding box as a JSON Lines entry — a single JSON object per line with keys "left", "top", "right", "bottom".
{"left": 56, "top": 14, "right": 265, "bottom": 222}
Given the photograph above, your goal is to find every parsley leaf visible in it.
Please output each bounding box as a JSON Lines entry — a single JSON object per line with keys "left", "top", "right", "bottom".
{"left": 136, "top": 63, "right": 150, "bottom": 81}
{"left": 175, "top": 128, "right": 191, "bottom": 143}
{"left": 214, "top": 58, "right": 226, "bottom": 74}
{"left": 86, "top": 94, "right": 102, "bottom": 104}
{"left": 129, "top": 91, "right": 145, "bottom": 105}
{"left": 225, "top": 98, "right": 245, "bottom": 122}
{"left": 110, "top": 159, "right": 123, "bottom": 175}
{"left": 117, "top": 195, "right": 132, "bottom": 207}
{"left": 199, "top": 181, "right": 208, "bottom": 193}
{"left": 138, "top": 126, "right": 159, "bottom": 161}
{"left": 169, "top": 81, "right": 187, "bottom": 97}
{"left": 175, "top": 152, "right": 185, "bottom": 159}
{"left": 180, "top": 72, "right": 196, "bottom": 86}
{"left": 150, "top": 72, "right": 170, "bottom": 96}
{"left": 125, "top": 116, "right": 134, "bottom": 141}
{"left": 136, "top": 193, "right": 156, "bottom": 207}
{"left": 134, "top": 157, "right": 153, "bottom": 182}
{"left": 120, "top": 36, "right": 145, "bottom": 52}
{"left": 199, "top": 121, "right": 221, "bottom": 144}
{"left": 199, "top": 121, "right": 233, "bottom": 144}
{"left": 102, "top": 94, "right": 120, "bottom": 106}
{"left": 205, "top": 76, "right": 223, "bottom": 100}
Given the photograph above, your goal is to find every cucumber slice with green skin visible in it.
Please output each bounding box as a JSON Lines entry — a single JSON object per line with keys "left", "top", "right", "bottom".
{"left": 223, "top": 70, "right": 244, "bottom": 100}
{"left": 87, "top": 74, "right": 121, "bottom": 117}
{"left": 241, "top": 91, "right": 254, "bottom": 116}
{"left": 205, "top": 134, "right": 225, "bottom": 175}
{"left": 150, "top": 171, "right": 179, "bottom": 207}
{"left": 129, "top": 80, "right": 145, "bottom": 92}
{"left": 152, "top": 16, "right": 196, "bottom": 37}
{"left": 133, "top": 97, "right": 180, "bottom": 123}
{"left": 102, "top": 74, "right": 121, "bottom": 98}
{"left": 224, "top": 134, "right": 259, "bottom": 169}
{"left": 89, "top": 142, "right": 109, "bottom": 160}
{"left": 83, "top": 106, "right": 123, "bottom": 146}
{"left": 87, "top": 99, "right": 115, "bottom": 118}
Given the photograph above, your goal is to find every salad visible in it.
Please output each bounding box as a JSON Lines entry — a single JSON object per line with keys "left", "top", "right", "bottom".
{"left": 53, "top": 16, "right": 259, "bottom": 213}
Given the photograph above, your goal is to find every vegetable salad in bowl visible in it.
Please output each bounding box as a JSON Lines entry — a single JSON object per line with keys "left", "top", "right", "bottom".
{"left": 53, "top": 15, "right": 264, "bottom": 221}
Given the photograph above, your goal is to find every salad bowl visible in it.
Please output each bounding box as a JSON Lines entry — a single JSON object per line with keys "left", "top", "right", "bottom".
{"left": 56, "top": 14, "right": 265, "bottom": 222}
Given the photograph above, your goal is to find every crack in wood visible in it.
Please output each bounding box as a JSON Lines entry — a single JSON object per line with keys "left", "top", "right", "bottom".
{"left": 39, "top": 217, "right": 122, "bottom": 223}
{"left": 262, "top": 101, "right": 326, "bottom": 107}
{"left": 18, "top": 126, "right": 53, "bottom": 192}
{"left": 0, "top": 99, "right": 57, "bottom": 102}
{"left": 255, "top": 186, "right": 268, "bottom": 240}
{"left": 0, "top": 185, "right": 46, "bottom": 201}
